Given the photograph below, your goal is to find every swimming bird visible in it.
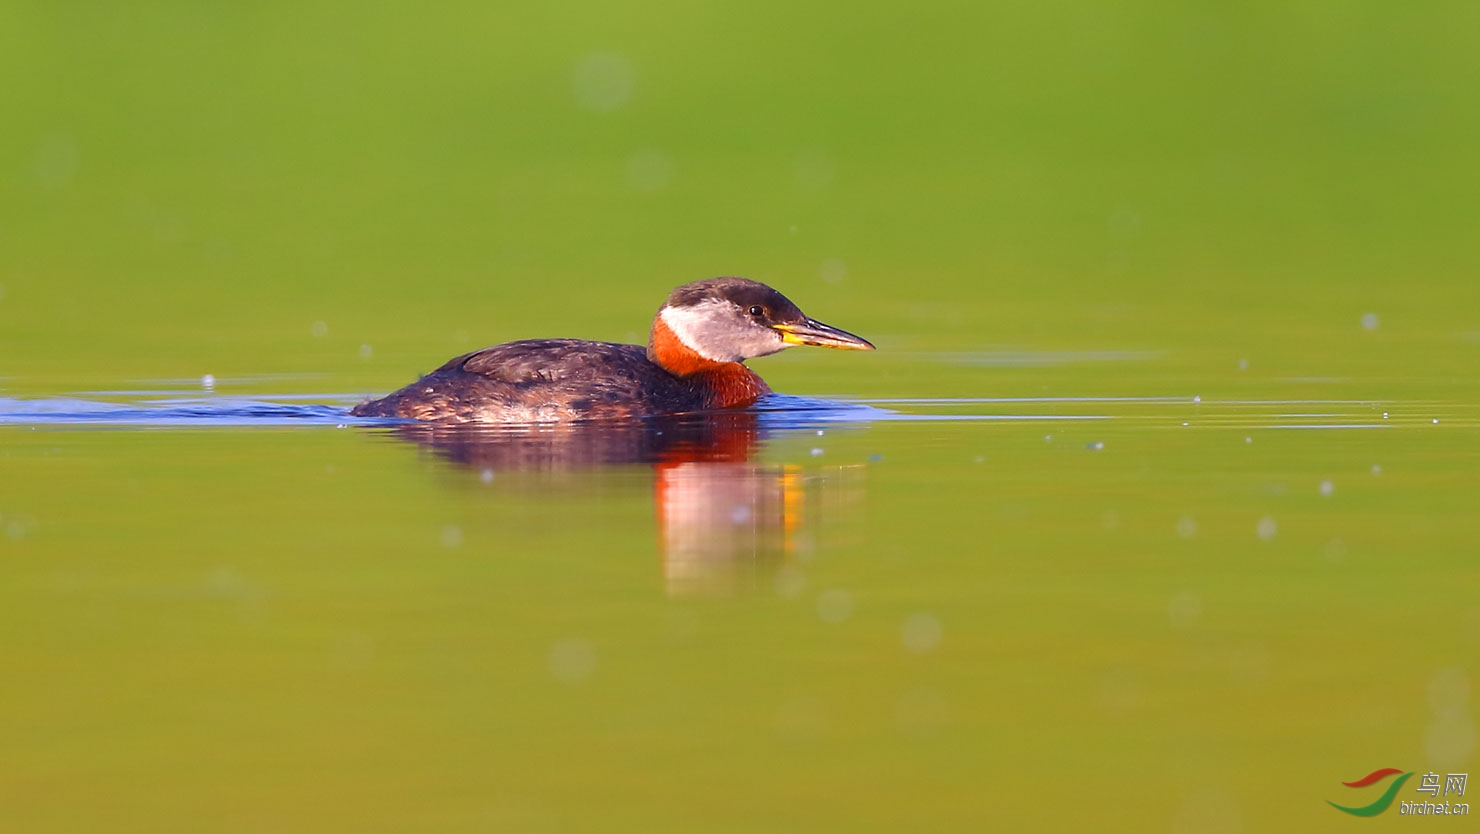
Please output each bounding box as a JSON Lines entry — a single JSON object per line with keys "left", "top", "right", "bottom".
{"left": 350, "top": 277, "right": 874, "bottom": 423}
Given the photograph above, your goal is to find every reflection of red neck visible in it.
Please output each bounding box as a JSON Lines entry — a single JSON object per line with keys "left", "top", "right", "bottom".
{"left": 648, "top": 316, "right": 771, "bottom": 409}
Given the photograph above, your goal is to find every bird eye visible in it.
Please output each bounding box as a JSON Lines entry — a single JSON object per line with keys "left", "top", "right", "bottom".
{"left": 749, "top": 305, "right": 765, "bottom": 317}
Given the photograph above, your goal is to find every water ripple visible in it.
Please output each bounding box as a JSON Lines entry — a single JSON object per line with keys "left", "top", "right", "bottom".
{"left": 0, "top": 392, "right": 1472, "bottom": 430}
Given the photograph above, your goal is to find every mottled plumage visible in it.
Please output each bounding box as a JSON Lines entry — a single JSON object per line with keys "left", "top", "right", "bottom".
{"left": 351, "top": 339, "right": 766, "bottom": 423}
{"left": 351, "top": 277, "right": 872, "bottom": 424}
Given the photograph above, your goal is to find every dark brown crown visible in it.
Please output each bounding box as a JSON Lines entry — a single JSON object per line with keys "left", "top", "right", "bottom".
{"left": 661, "top": 277, "right": 806, "bottom": 324}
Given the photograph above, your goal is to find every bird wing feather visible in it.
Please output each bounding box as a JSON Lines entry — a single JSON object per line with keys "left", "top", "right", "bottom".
{"left": 443, "top": 340, "right": 654, "bottom": 385}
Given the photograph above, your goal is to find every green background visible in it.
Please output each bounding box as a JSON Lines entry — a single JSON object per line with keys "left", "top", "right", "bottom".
{"left": 4, "top": 1, "right": 1477, "bottom": 393}
{"left": 2, "top": 2, "right": 1477, "bottom": 831}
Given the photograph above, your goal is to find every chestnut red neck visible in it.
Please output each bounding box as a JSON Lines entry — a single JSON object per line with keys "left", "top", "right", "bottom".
{"left": 649, "top": 316, "right": 771, "bottom": 409}
{"left": 649, "top": 315, "right": 730, "bottom": 377}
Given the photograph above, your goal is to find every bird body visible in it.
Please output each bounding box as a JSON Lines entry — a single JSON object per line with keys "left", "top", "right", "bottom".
{"left": 351, "top": 277, "right": 871, "bottom": 424}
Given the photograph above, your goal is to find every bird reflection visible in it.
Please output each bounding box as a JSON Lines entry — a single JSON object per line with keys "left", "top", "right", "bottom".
{"left": 384, "top": 411, "right": 854, "bottom": 594}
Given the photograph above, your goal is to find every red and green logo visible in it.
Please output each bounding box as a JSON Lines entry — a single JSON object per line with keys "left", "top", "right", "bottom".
{"left": 1328, "top": 768, "right": 1413, "bottom": 816}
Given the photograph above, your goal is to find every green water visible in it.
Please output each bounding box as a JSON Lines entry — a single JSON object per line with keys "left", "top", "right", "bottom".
{"left": 3, "top": 2, "right": 1478, "bottom": 831}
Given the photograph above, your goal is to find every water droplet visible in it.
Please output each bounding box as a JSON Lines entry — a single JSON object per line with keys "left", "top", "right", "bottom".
{"left": 624, "top": 148, "right": 674, "bottom": 192}
{"left": 816, "top": 589, "right": 854, "bottom": 624}
{"left": 1172, "top": 790, "right": 1243, "bottom": 834}
{"left": 1424, "top": 714, "right": 1475, "bottom": 769}
{"left": 1428, "top": 667, "right": 1471, "bottom": 718}
{"left": 333, "top": 631, "right": 376, "bottom": 669}
{"left": 1323, "top": 539, "right": 1348, "bottom": 563}
{"left": 774, "top": 566, "right": 807, "bottom": 598}
{"left": 1423, "top": 669, "right": 1476, "bottom": 768}
{"left": 32, "top": 135, "right": 79, "bottom": 189}
{"left": 793, "top": 149, "right": 836, "bottom": 190}
{"left": 1167, "top": 591, "right": 1203, "bottom": 628}
{"left": 1108, "top": 206, "right": 1142, "bottom": 235}
{"left": 819, "top": 258, "right": 847, "bottom": 284}
{"left": 895, "top": 688, "right": 949, "bottom": 737}
{"left": 1256, "top": 516, "right": 1278, "bottom": 541}
{"left": 571, "top": 52, "right": 633, "bottom": 113}
{"left": 901, "top": 613, "right": 942, "bottom": 653}
{"left": 1096, "top": 668, "right": 1142, "bottom": 717}
{"left": 774, "top": 696, "right": 828, "bottom": 743}
{"left": 548, "top": 638, "right": 596, "bottom": 684}
{"left": 1228, "top": 642, "right": 1270, "bottom": 684}
{"left": 1176, "top": 516, "right": 1197, "bottom": 539}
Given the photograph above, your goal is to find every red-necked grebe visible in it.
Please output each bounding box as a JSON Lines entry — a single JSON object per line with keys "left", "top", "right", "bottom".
{"left": 350, "top": 277, "right": 874, "bottom": 423}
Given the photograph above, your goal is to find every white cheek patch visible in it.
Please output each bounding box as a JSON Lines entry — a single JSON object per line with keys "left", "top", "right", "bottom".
{"left": 661, "top": 301, "right": 740, "bottom": 363}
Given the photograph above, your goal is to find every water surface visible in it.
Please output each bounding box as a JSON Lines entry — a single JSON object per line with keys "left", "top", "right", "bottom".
{"left": 3, "top": 382, "right": 1476, "bottom": 831}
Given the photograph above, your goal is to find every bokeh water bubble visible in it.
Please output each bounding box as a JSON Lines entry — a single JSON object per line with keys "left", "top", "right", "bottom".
{"left": 572, "top": 53, "right": 633, "bottom": 113}
{"left": 1256, "top": 517, "right": 1278, "bottom": 541}
{"left": 819, "top": 258, "right": 847, "bottom": 284}
{"left": 548, "top": 638, "right": 596, "bottom": 684}
{"left": 793, "top": 149, "right": 836, "bottom": 190}
{"left": 440, "top": 524, "right": 463, "bottom": 548}
{"left": 1172, "top": 790, "right": 1243, "bottom": 834}
{"left": 902, "top": 613, "right": 942, "bottom": 653}
{"left": 1167, "top": 591, "right": 1203, "bottom": 628}
{"left": 816, "top": 589, "right": 854, "bottom": 624}
{"left": 625, "top": 149, "right": 674, "bottom": 192}
{"left": 32, "top": 135, "right": 79, "bottom": 189}
{"left": 774, "top": 565, "right": 807, "bottom": 598}
{"left": 896, "top": 688, "right": 949, "bottom": 738}
{"left": 1096, "top": 668, "right": 1144, "bottom": 717}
